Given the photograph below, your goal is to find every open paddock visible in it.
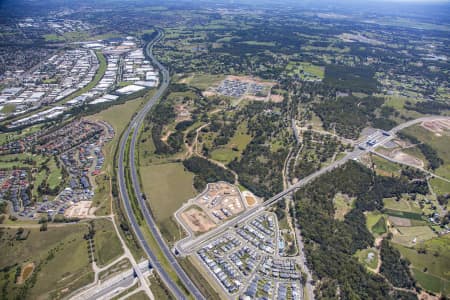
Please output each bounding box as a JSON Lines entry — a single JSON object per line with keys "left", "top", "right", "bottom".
{"left": 392, "top": 226, "right": 437, "bottom": 247}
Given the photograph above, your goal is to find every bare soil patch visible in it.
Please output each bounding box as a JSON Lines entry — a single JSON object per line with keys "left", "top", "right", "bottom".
{"left": 246, "top": 196, "right": 256, "bottom": 206}
{"left": 270, "top": 94, "right": 284, "bottom": 103}
{"left": 181, "top": 207, "right": 217, "bottom": 233}
{"left": 17, "top": 262, "right": 35, "bottom": 284}
{"left": 392, "top": 151, "right": 424, "bottom": 168}
{"left": 421, "top": 119, "right": 450, "bottom": 136}
{"left": 64, "top": 201, "right": 92, "bottom": 219}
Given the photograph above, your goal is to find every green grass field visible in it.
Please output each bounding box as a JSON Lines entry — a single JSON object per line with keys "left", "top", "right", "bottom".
{"left": 430, "top": 177, "right": 450, "bottom": 195}
{"left": 91, "top": 174, "right": 111, "bottom": 215}
{"left": 412, "top": 268, "right": 448, "bottom": 295}
{"left": 392, "top": 226, "right": 436, "bottom": 247}
{"left": 46, "top": 158, "right": 63, "bottom": 190}
{"left": 93, "top": 219, "right": 123, "bottom": 266}
{"left": 127, "top": 291, "right": 150, "bottom": 300}
{"left": 382, "top": 96, "right": 424, "bottom": 119}
{"left": 87, "top": 97, "right": 144, "bottom": 176}
{"left": 285, "top": 62, "right": 325, "bottom": 80}
{"left": 0, "top": 125, "right": 42, "bottom": 145}
{"left": 210, "top": 121, "right": 252, "bottom": 164}
{"left": 355, "top": 248, "right": 379, "bottom": 270}
{"left": 394, "top": 235, "right": 450, "bottom": 295}
{"left": 1, "top": 104, "right": 16, "bottom": 114}
{"left": 0, "top": 224, "right": 93, "bottom": 299}
{"left": 241, "top": 41, "right": 276, "bottom": 46}
{"left": 372, "top": 216, "right": 387, "bottom": 235}
{"left": 402, "top": 125, "right": 450, "bottom": 179}
{"left": 366, "top": 211, "right": 385, "bottom": 235}
{"left": 371, "top": 155, "right": 402, "bottom": 176}
{"left": 140, "top": 162, "right": 196, "bottom": 222}
{"left": 179, "top": 256, "right": 222, "bottom": 300}
{"left": 149, "top": 275, "right": 175, "bottom": 299}
{"left": 383, "top": 197, "right": 422, "bottom": 214}
{"left": 402, "top": 146, "right": 427, "bottom": 166}
{"left": 0, "top": 153, "right": 45, "bottom": 170}
{"left": 180, "top": 73, "right": 225, "bottom": 90}
{"left": 43, "top": 34, "right": 65, "bottom": 41}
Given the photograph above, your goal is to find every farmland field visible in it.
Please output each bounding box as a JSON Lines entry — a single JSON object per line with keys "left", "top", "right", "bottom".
{"left": 383, "top": 197, "right": 422, "bottom": 214}
{"left": 394, "top": 235, "right": 450, "bottom": 295}
{"left": 392, "top": 226, "right": 436, "bottom": 246}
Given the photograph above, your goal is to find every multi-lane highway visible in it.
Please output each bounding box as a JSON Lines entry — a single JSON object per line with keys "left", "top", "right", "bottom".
{"left": 117, "top": 29, "right": 204, "bottom": 299}
{"left": 175, "top": 116, "right": 449, "bottom": 255}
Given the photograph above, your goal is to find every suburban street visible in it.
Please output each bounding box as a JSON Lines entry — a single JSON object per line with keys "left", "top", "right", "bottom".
{"left": 116, "top": 29, "right": 205, "bottom": 300}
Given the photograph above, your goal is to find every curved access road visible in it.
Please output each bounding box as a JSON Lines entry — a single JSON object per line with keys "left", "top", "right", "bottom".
{"left": 117, "top": 29, "right": 204, "bottom": 300}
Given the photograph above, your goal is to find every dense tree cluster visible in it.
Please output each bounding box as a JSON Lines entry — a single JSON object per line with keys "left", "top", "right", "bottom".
{"left": 294, "top": 161, "right": 427, "bottom": 299}
{"left": 229, "top": 142, "right": 287, "bottom": 198}
{"left": 313, "top": 96, "right": 385, "bottom": 139}
{"left": 380, "top": 239, "right": 416, "bottom": 289}
{"left": 183, "top": 156, "right": 235, "bottom": 191}
{"left": 323, "top": 65, "right": 379, "bottom": 93}
{"left": 227, "top": 102, "right": 290, "bottom": 198}
{"left": 405, "top": 100, "right": 450, "bottom": 115}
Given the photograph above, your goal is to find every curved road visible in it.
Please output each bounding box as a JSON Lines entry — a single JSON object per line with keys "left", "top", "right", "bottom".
{"left": 117, "top": 29, "right": 204, "bottom": 300}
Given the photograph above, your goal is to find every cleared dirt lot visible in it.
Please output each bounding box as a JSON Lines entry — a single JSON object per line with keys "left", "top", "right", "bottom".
{"left": 181, "top": 206, "right": 217, "bottom": 233}
{"left": 421, "top": 119, "right": 450, "bottom": 136}
{"left": 64, "top": 201, "right": 92, "bottom": 218}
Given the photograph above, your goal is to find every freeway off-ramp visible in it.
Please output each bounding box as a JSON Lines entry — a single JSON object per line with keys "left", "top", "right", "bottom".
{"left": 117, "top": 29, "right": 204, "bottom": 299}
{"left": 175, "top": 116, "right": 450, "bottom": 255}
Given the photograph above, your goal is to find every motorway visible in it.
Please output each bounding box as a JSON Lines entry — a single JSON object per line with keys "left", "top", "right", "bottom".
{"left": 117, "top": 29, "right": 204, "bottom": 299}
{"left": 175, "top": 116, "right": 449, "bottom": 255}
